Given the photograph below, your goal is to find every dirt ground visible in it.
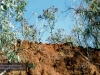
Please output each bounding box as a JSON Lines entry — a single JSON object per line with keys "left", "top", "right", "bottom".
{"left": 0, "top": 40, "right": 100, "bottom": 75}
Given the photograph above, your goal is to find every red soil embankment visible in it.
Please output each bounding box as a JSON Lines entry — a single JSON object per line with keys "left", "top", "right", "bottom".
{"left": 0, "top": 40, "right": 100, "bottom": 75}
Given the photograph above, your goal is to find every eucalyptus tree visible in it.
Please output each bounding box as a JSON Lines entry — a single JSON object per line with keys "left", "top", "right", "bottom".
{"left": 65, "top": 0, "right": 100, "bottom": 49}
{"left": 75, "top": 0, "right": 100, "bottom": 48}
{"left": 0, "top": 0, "right": 27, "bottom": 63}
{"left": 21, "top": 18, "right": 37, "bottom": 42}
{"left": 82, "top": 0, "right": 100, "bottom": 49}
{"left": 38, "top": 6, "right": 58, "bottom": 43}
{"left": 46, "top": 28, "right": 65, "bottom": 44}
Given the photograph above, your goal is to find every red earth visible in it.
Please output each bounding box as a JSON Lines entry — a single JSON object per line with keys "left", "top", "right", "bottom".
{"left": 0, "top": 40, "right": 100, "bottom": 75}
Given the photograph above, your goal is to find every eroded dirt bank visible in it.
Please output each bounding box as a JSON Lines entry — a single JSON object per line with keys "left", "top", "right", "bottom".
{"left": 0, "top": 40, "right": 100, "bottom": 75}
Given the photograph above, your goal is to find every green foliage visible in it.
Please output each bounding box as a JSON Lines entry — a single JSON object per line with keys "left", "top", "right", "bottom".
{"left": 38, "top": 6, "right": 58, "bottom": 40}
{"left": 46, "top": 28, "right": 70, "bottom": 44}
{"left": 21, "top": 18, "right": 37, "bottom": 42}
{"left": 46, "top": 28, "right": 64, "bottom": 44}
{"left": 27, "top": 62, "right": 37, "bottom": 69}
{"left": 0, "top": 0, "right": 27, "bottom": 63}
{"left": 70, "top": 0, "right": 100, "bottom": 48}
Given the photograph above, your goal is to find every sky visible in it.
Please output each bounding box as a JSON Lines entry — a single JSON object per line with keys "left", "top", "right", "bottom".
{"left": 23, "top": 0, "right": 79, "bottom": 43}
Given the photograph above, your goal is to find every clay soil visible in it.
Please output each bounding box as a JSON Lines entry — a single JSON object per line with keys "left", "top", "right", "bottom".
{"left": 0, "top": 40, "right": 100, "bottom": 75}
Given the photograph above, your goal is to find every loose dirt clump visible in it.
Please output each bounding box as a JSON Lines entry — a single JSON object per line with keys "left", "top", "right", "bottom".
{"left": 0, "top": 40, "right": 100, "bottom": 75}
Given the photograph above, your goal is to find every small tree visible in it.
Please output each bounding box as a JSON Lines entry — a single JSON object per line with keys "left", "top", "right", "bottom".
{"left": 0, "top": 0, "right": 27, "bottom": 63}
{"left": 46, "top": 28, "right": 65, "bottom": 44}
{"left": 65, "top": 0, "right": 100, "bottom": 49}
{"left": 38, "top": 6, "right": 58, "bottom": 43}
{"left": 21, "top": 18, "right": 37, "bottom": 42}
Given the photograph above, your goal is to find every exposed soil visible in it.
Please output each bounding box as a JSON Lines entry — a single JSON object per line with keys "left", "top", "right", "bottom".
{"left": 0, "top": 40, "right": 100, "bottom": 75}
